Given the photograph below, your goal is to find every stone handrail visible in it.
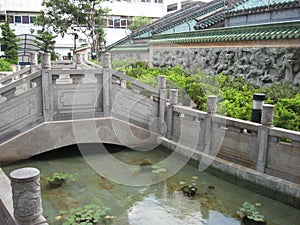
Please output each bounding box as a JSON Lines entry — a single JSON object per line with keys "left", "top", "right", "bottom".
{"left": 0, "top": 71, "right": 41, "bottom": 100}
{"left": 0, "top": 66, "right": 31, "bottom": 86}
{"left": 84, "top": 59, "right": 102, "bottom": 69}
{"left": 112, "top": 70, "right": 159, "bottom": 99}
{"left": 51, "top": 60, "right": 78, "bottom": 69}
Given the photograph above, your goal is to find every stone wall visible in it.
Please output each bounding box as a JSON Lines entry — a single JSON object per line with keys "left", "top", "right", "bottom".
{"left": 152, "top": 47, "right": 300, "bottom": 86}
{"left": 110, "top": 51, "right": 150, "bottom": 66}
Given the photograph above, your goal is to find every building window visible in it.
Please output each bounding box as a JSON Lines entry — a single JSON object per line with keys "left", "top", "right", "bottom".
{"left": 154, "top": 0, "right": 163, "bottom": 3}
{"left": 106, "top": 17, "right": 131, "bottom": 29}
{"left": 22, "top": 16, "right": 29, "bottom": 24}
{"left": 107, "top": 18, "right": 113, "bottom": 28}
{"left": 8, "top": 15, "right": 14, "bottom": 23}
{"left": 0, "top": 15, "right": 6, "bottom": 22}
{"left": 15, "top": 16, "right": 22, "bottom": 23}
{"left": 120, "top": 19, "right": 127, "bottom": 28}
{"left": 141, "top": 0, "right": 151, "bottom": 2}
{"left": 114, "top": 18, "right": 120, "bottom": 28}
{"left": 30, "top": 16, "right": 36, "bottom": 24}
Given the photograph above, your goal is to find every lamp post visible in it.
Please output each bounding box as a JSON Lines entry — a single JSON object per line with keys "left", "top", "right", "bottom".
{"left": 73, "top": 33, "right": 78, "bottom": 54}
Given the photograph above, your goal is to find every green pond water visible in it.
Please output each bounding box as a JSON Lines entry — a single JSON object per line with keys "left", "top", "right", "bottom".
{"left": 2, "top": 144, "right": 300, "bottom": 225}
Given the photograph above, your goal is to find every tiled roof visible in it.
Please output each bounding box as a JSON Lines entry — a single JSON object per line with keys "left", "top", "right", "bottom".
{"left": 106, "top": 0, "right": 224, "bottom": 51}
{"left": 152, "top": 0, "right": 224, "bottom": 34}
{"left": 227, "top": 0, "right": 300, "bottom": 15}
{"left": 194, "top": 13, "right": 224, "bottom": 30}
{"left": 150, "top": 21, "right": 300, "bottom": 44}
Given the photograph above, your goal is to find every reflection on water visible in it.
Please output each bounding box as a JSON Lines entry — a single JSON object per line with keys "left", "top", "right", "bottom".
{"left": 2, "top": 144, "right": 300, "bottom": 225}
{"left": 128, "top": 194, "right": 240, "bottom": 225}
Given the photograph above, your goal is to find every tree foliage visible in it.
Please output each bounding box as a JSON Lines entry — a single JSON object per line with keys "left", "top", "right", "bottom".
{"left": 36, "top": 0, "right": 109, "bottom": 53}
{"left": 32, "top": 28, "right": 57, "bottom": 60}
{"left": 128, "top": 16, "right": 151, "bottom": 31}
{"left": 0, "top": 19, "right": 19, "bottom": 64}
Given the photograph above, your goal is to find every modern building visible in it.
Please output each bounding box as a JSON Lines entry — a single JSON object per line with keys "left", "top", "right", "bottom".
{"left": 0, "top": 0, "right": 177, "bottom": 63}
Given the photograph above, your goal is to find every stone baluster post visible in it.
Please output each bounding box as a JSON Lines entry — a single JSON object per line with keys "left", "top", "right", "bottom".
{"left": 10, "top": 167, "right": 47, "bottom": 225}
{"left": 75, "top": 53, "right": 83, "bottom": 65}
{"left": 261, "top": 104, "right": 274, "bottom": 126}
{"left": 207, "top": 95, "right": 218, "bottom": 115}
{"left": 256, "top": 104, "right": 275, "bottom": 173}
{"left": 41, "top": 68, "right": 54, "bottom": 121}
{"left": 16, "top": 65, "right": 21, "bottom": 72}
{"left": 30, "top": 53, "right": 38, "bottom": 73}
{"left": 166, "top": 89, "right": 178, "bottom": 139}
{"left": 158, "top": 75, "right": 167, "bottom": 135}
{"left": 41, "top": 53, "right": 51, "bottom": 69}
{"left": 30, "top": 53, "right": 38, "bottom": 66}
{"left": 103, "top": 53, "right": 112, "bottom": 117}
{"left": 120, "top": 70, "right": 127, "bottom": 88}
{"left": 203, "top": 96, "right": 218, "bottom": 152}
{"left": 58, "top": 54, "right": 63, "bottom": 61}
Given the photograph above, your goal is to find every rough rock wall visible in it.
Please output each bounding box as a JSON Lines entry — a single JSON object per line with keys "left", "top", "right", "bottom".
{"left": 152, "top": 47, "right": 300, "bottom": 86}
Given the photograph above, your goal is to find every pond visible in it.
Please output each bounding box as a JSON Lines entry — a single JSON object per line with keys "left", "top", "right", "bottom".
{"left": 2, "top": 144, "right": 300, "bottom": 225}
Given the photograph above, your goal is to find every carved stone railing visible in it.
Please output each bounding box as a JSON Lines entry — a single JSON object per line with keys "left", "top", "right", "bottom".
{"left": 0, "top": 52, "right": 161, "bottom": 142}
{"left": 0, "top": 67, "right": 31, "bottom": 87}
{"left": 165, "top": 93, "right": 300, "bottom": 184}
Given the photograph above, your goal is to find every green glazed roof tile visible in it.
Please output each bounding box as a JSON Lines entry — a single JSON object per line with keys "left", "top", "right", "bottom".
{"left": 227, "top": 0, "right": 298, "bottom": 14}
{"left": 150, "top": 21, "right": 300, "bottom": 44}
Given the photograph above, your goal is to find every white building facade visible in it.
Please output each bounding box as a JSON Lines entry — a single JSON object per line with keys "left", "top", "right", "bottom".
{"left": 0, "top": 0, "right": 167, "bottom": 62}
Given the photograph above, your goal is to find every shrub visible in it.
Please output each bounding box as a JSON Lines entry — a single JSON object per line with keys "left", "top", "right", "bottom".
{"left": 0, "top": 58, "right": 12, "bottom": 71}
{"left": 122, "top": 62, "right": 299, "bottom": 131}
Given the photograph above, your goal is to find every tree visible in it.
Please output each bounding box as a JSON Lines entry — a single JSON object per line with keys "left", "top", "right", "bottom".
{"left": 0, "top": 18, "right": 19, "bottom": 64}
{"left": 34, "top": 28, "right": 58, "bottom": 60}
{"left": 128, "top": 16, "right": 151, "bottom": 32}
{"left": 36, "top": 0, "right": 109, "bottom": 57}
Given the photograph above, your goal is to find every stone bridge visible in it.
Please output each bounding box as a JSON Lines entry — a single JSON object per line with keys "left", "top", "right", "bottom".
{"left": 0, "top": 53, "right": 300, "bottom": 224}
{"left": 0, "top": 53, "right": 162, "bottom": 163}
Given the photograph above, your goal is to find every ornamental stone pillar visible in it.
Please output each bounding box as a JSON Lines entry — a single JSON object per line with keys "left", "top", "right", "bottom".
{"left": 10, "top": 167, "right": 43, "bottom": 224}
{"left": 169, "top": 89, "right": 178, "bottom": 105}
{"left": 166, "top": 89, "right": 178, "bottom": 139}
{"left": 103, "top": 52, "right": 111, "bottom": 69}
{"left": 158, "top": 75, "right": 167, "bottom": 135}
{"left": 261, "top": 104, "right": 274, "bottom": 126}
{"left": 41, "top": 53, "right": 51, "bottom": 69}
{"left": 207, "top": 95, "right": 217, "bottom": 114}
{"left": 30, "top": 53, "right": 38, "bottom": 65}
{"left": 75, "top": 53, "right": 83, "bottom": 64}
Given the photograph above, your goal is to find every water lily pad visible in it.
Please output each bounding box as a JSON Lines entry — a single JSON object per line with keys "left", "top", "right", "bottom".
{"left": 151, "top": 165, "right": 160, "bottom": 169}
